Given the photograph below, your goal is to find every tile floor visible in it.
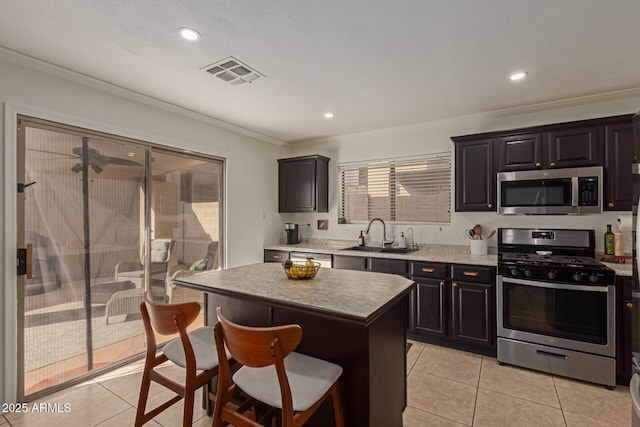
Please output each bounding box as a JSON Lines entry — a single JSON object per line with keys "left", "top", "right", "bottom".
{"left": 404, "top": 340, "right": 632, "bottom": 427}
{"left": 1, "top": 340, "right": 632, "bottom": 426}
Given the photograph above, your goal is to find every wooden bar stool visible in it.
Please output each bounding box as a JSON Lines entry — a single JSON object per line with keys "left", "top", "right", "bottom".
{"left": 135, "top": 292, "right": 223, "bottom": 427}
{"left": 212, "top": 307, "right": 345, "bottom": 427}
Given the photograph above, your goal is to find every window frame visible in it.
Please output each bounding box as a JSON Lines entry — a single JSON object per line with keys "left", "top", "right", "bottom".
{"left": 338, "top": 152, "right": 452, "bottom": 224}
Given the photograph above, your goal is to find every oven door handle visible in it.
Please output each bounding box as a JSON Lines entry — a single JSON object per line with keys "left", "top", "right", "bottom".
{"left": 500, "top": 276, "right": 609, "bottom": 293}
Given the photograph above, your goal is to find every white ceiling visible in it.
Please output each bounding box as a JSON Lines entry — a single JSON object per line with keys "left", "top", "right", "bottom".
{"left": 2, "top": 0, "right": 640, "bottom": 143}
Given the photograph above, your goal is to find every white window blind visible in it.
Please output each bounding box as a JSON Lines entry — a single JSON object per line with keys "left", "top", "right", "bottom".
{"left": 338, "top": 152, "right": 451, "bottom": 224}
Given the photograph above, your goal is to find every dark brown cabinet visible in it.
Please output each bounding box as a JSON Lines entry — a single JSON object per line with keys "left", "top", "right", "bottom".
{"left": 451, "top": 280, "right": 493, "bottom": 348}
{"left": 605, "top": 122, "right": 634, "bottom": 211}
{"left": 454, "top": 138, "right": 496, "bottom": 212}
{"left": 616, "top": 275, "right": 633, "bottom": 384}
{"left": 496, "top": 126, "right": 603, "bottom": 171}
{"left": 278, "top": 155, "right": 329, "bottom": 213}
{"left": 450, "top": 265, "right": 495, "bottom": 349}
{"left": 452, "top": 114, "right": 634, "bottom": 212}
{"left": 410, "top": 262, "right": 496, "bottom": 353}
{"left": 411, "top": 262, "right": 449, "bottom": 338}
{"left": 497, "top": 133, "right": 543, "bottom": 171}
{"left": 545, "top": 125, "right": 604, "bottom": 168}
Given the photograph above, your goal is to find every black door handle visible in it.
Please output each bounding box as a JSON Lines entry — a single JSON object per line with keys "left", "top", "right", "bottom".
{"left": 17, "top": 182, "right": 37, "bottom": 193}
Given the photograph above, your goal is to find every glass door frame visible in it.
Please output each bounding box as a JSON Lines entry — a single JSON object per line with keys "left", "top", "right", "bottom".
{"left": 14, "top": 115, "right": 225, "bottom": 401}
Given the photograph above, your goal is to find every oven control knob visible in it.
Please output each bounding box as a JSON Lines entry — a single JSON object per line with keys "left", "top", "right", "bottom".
{"left": 572, "top": 273, "right": 583, "bottom": 282}
{"left": 547, "top": 271, "right": 557, "bottom": 280}
{"left": 509, "top": 268, "right": 519, "bottom": 276}
{"left": 524, "top": 269, "right": 533, "bottom": 278}
{"left": 588, "top": 274, "right": 599, "bottom": 283}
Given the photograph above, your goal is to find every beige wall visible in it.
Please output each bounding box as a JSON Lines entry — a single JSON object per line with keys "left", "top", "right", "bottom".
{"left": 0, "top": 51, "right": 283, "bottom": 402}
{"left": 283, "top": 95, "right": 640, "bottom": 252}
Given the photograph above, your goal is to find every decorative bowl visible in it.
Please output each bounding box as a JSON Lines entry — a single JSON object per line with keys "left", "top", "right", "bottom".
{"left": 283, "top": 261, "right": 320, "bottom": 280}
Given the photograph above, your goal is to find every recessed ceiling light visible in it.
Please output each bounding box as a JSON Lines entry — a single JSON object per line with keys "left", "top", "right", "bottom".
{"left": 324, "top": 112, "right": 335, "bottom": 119}
{"left": 127, "top": 152, "right": 135, "bottom": 157}
{"left": 179, "top": 27, "right": 200, "bottom": 41}
{"left": 510, "top": 71, "right": 528, "bottom": 81}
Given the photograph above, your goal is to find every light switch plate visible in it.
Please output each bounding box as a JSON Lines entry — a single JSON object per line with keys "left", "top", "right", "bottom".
{"left": 317, "top": 219, "right": 328, "bottom": 230}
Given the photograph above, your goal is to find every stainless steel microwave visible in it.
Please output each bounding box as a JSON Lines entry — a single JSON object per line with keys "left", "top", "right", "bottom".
{"left": 497, "top": 166, "right": 602, "bottom": 214}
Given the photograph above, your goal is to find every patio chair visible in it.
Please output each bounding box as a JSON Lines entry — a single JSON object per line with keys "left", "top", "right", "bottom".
{"left": 115, "top": 238, "right": 176, "bottom": 299}
{"left": 165, "top": 242, "right": 218, "bottom": 304}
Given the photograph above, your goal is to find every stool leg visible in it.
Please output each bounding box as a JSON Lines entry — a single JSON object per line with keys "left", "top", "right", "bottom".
{"left": 331, "top": 382, "right": 345, "bottom": 427}
{"left": 182, "top": 389, "right": 194, "bottom": 427}
{"left": 135, "top": 368, "right": 152, "bottom": 427}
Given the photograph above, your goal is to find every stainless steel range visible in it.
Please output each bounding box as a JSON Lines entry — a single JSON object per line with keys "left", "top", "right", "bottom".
{"left": 497, "top": 228, "right": 616, "bottom": 388}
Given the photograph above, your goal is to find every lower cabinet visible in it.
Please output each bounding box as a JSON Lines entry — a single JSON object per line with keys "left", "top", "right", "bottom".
{"left": 414, "top": 277, "right": 448, "bottom": 337}
{"left": 291, "top": 251, "right": 497, "bottom": 353}
{"left": 451, "top": 280, "right": 494, "bottom": 348}
{"left": 411, "top": 262, "right": 496, "bottom": 353}
{"left": 616, "top": 275, "right": 633, "bottom": 385}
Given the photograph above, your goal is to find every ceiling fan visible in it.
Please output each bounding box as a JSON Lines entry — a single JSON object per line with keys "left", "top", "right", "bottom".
{"left": 28, "top": 140, "right": 142, "bottom": 173}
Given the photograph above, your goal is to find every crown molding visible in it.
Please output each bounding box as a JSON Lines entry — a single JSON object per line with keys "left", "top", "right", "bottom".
{"left": 0, "top": 46, "right": 286, "bottom": 146}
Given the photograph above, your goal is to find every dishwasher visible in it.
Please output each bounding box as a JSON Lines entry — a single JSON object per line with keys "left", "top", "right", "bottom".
{"left": 290, "top": 252, "right": 333, "bottom": 268}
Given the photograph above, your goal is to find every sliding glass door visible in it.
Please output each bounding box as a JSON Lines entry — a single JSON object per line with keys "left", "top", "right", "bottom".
{"left": 16, "top": 116, "right": 223, "bottom": 400}
{"left": 149, "top": 149, "right": 222, "bottom": 306}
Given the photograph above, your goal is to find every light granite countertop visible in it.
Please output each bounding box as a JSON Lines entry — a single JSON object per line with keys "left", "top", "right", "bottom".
{"left": 174, "top": 262, "right": 414, "bottom": 324}
{"left": 601, "top": 260, "right": 632, "bottom": 276}
{"left": 265, "top": 239, "right": 633, "bottom": 276}
{"left": 265, "top": 239, "right": 498, "bottom": 267}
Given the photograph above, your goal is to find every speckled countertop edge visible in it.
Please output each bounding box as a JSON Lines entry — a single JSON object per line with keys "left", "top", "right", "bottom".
{"left": 264, "top": 239, "right": 632, "bottom": 276}
{"left": 266, "top": 239, "right": 497, "bottom": 267}
{"left": 174, "top": 262, "right": 414, "bottom": 322}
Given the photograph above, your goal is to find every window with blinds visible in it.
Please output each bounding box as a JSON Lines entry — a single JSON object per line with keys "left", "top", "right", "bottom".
{"left": 338, "top": 152, "right": 451, "bottom": 224}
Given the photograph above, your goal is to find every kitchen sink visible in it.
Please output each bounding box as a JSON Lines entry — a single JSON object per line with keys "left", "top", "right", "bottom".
{"left": 340, "top": 245, "right": 418, "bottom": 254}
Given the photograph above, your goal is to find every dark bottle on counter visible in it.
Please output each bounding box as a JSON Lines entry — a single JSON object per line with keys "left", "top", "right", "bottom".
{"left": 604, "top": 224, "right": 615, "bottom": 255}
{"left": 358, "top": 230, "right": 365, "bottom": 246}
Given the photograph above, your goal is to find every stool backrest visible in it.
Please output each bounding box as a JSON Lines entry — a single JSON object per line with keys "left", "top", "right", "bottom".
{"left": 215, "top": 307, "right": 302, "bottom": 368}
{"left": 142, "top": 291, "right": 200, "bottom": 336}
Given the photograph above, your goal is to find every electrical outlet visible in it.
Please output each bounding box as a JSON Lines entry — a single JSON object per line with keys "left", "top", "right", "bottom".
{"left": 340, "top": 227, "right": 349, "bottom": 233}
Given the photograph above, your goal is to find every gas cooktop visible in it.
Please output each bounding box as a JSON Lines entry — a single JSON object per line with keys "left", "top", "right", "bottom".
{"left": 501, "top": 252, "right": 605, "bottom": 267}
{"left": 497, "top": 228, "right": 615, "bottom": 285}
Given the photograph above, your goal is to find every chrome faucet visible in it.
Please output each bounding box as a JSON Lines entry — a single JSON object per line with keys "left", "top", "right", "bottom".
{"left": 364, "top": 217, "right": 394, "bottom": 247}
{"left": 406, "top": 227, "right": 418, "bottom": 249}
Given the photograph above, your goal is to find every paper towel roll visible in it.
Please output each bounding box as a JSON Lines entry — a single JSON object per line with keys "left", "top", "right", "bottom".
{"left": 617, "top": 215, "right": 633, "bottom": 231}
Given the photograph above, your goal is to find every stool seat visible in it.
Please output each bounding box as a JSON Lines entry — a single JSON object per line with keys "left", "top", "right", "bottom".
{"left": 234, "top": 351, "right": 342, "bottom": 412}
{"left": 135, "top": 292, "right": 222, "bottom": 427}
{"left": 163, "top": 326, "right": 220, "bottom": 371}
{"left": 212, "top": 307, "right": 344, "bottom": 427}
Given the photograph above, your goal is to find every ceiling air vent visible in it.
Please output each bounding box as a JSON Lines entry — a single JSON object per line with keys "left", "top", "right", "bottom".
{"left": 202, "top": 57, "right": 264, "bottom": 86}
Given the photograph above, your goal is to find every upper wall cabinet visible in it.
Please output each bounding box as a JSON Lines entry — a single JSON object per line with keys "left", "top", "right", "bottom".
{"left": 496, "top": 125, "right": 604, "bottom": 172}
{"left": 452, "top": 114, "right": 634, "bottom": 212}
{"left": 545, "top": 125, "right": 604, "bottom": 168}
{"left": 496, "top": 133, "right": 543, "bottom": 171}
{"left": 455, "top": 139, "right": 496, "bottom": 212}
{"left": 604, "top": 121, "right": 634, "bottom": 211}
{"left": 278, "top": 155, "right": 329, "bottom": 212}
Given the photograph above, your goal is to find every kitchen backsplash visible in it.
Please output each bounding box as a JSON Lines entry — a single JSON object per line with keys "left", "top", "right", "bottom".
{"left": 280, "top": 211, "right": 632, "bottom": 255}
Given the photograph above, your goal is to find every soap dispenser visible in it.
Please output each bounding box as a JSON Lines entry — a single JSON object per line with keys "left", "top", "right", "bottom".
{"left": 358, "top": 230, "right": 365, "bottom": 247}
{"left": 398, "top": 232, "right": 406, "bottom": 248}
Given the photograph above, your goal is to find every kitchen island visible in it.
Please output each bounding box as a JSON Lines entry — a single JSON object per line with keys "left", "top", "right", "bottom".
{"left": 174, "top": 262, "right": 415, "bottom": 427}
